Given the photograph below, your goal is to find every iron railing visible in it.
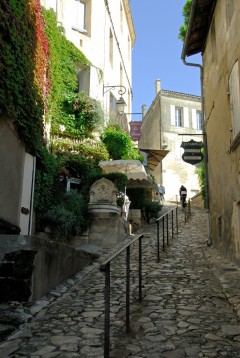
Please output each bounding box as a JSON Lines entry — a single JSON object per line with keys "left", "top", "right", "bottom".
{"left": 100, "top": 202, "right": 190, "bottom": 357}
{"left": 156, "top": 206, "right": 179, "bottom": 260}
{"left": 100, "top": 234, "right": 143, "bottom": 358}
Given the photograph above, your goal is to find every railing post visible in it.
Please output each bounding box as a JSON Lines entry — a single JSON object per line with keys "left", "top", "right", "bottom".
{"left": 166, "top": 213, "right": 169, "bottom": 246}
{"left": 139, "top": 236, "right": 142, "bottom": 302}
{"left": 126, "top": 246, "right": 130, "bottom": 333}
{"left": 176, "top": 207, "right": 178, "bottom": 234}
{"left": 104, "top": 263, "right": 110, "bottom": 358}
{"left": 162, "top": 216, "right": 165, "bottom": 251}
{"left": 171, "top": 210, "right": 174, "bottom": 238}
{"left": 157, "top": 220, "right": 160, "bottom": 261}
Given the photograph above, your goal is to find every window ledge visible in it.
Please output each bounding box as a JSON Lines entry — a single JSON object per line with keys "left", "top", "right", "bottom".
{"left": 230, "top": 131, "right": 240, "bottom": 151}
{"left": 72, "top": 26, "right": 88, "bottom": 35}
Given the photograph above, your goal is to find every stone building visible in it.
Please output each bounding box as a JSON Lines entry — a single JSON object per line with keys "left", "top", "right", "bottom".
{"left": 0, "top": 1, "right": 135, "bottom": 235}
{"left": 182, "top": 0, "right": 240, "bottom": 263}
{"left": 138, "top": 80, "right": 203, "bottom": 201}
{"left": 41, "top": 0, "right": 135, "bottom": 123}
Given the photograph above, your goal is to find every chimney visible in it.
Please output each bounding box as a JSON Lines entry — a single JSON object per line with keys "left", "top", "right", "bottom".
{"left": 142, "top": 105, "right": 146, "bottom": 118}
{"left": 155, "top": 79, "right": 161, "bottom": 95}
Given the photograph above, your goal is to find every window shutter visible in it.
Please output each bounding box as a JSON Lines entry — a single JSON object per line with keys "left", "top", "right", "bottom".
{"left": 183, "top": 107, "right": 189, "bottom": 127}
{"left": 170, "top": 104, "right": 175, "bottom": 125}
{"left": 192, "top": 109, "right": 197, "bottom": 129}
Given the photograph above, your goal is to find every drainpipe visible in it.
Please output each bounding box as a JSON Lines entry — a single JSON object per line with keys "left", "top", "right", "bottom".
{"left": 181, "top": 55, "right": 212, "bottom": 246}
{"left": 155, "top": 80, "right": 163, "bottom": 185}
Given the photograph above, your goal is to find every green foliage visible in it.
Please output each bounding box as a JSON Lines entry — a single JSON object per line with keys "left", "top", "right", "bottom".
{"left": 179, "top": 0, "right": 192, "bottom": 41}
{"left": 34, "top": 147, "right": 59, "bottom": 220}
{"left": 0, "top": 0, "right": 44, "bottom": 154}
{"left": 42, "top": 191, "right": 91, "bottom": 241}
{"left": 144, "top": 200, "right": 162, "bottom": 222}
{"left": 100, "top": 125, "right": 143, "bottom": 161}
{"left": 196, "top": 159, "right": 206, "bottom": 205}
{"left": 56, "top": 152, "right": 103, "bottom": 191}
{"left": 51, "top": 137, "right": 109, "bottom": 163}
{"left": 59, "top": 92, "right": 104, "bottom": 138}
{"left": 42, "top": 8, "right": 90, "bottom": 131}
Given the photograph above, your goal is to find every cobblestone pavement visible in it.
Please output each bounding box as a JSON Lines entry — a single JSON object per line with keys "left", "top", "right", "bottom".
{"left": 1, "top": 204, "right": 240, "bottom": 357}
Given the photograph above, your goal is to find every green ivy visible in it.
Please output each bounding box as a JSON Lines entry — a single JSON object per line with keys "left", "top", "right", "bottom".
{"left": 42, "top": 8, "right": 93, "bottom": 134}
{"left": 0, "top": 0, "right": 44, "bottom": 154}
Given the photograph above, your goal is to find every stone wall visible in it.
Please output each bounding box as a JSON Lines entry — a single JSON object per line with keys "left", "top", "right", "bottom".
{"left": 202, "top": 0, "right": 240, "bottom": 264}
{"left": 0, "top": 235, "right": 94, "bottom": 303}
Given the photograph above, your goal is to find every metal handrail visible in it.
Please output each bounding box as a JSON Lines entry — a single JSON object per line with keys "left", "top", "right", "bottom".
{"left": 100, "top": 234, "right": 144, "bottom": 358}
{"left": 100, "top": 204, "right": 187, "bottom": 357}
{"left": 156, "top": 206, "right": 179, "bottom": 260}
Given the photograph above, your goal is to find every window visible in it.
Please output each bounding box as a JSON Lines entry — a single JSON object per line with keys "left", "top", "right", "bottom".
{"left": 72, "top": 0, "right": 88, "bottom": 33}
{"left": 229, "top": 61, "right": 240, "bottom": 140}
{"left": 192, "top": 109, "right": 203, "bottom": 130}
{"left": 170, "top": 105, "right": 183, "bottom": 127}
{"left": 77, "top": 66, "right": 90, "bottom": 94}
{"left": 110, "top": 93, "right": 116, "bottom": 114}
{"left": 196, "top": 111, "right": 203, "bottom": 130}
{"left": 175, "top": 107, "right": 182, "bottom": 127}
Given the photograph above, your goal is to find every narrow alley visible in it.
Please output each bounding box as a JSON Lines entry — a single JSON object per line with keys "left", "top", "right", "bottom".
{"left": 1, "top": 205, "right": 240, "bottom": 358}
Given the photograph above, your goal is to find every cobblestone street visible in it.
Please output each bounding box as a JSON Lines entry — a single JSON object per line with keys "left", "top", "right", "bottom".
{"left": 1, "top": 205, "right": 240, "bottom": 357}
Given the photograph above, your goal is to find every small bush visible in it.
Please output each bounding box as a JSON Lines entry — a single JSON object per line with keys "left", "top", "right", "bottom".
{"left": 144, "top": 200, "right": 162, "bottom": 223}
{"left": 42, "top": 190, "right": 91, "bottom": 242}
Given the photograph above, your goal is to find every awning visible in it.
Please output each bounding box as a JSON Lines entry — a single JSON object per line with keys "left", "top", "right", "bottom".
{"left": 139, "top": 148, "right": 169, "bottom": 171}
{"left": 99, "top": 159, "right": 148, "bottom": 180}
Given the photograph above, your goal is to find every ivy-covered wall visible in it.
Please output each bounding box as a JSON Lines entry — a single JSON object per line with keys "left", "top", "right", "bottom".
{"left": 0, "top": 0, "right": 48, "bottom": 154}
{"left": 0, "top": 0, "right": 107, "bottom": 229}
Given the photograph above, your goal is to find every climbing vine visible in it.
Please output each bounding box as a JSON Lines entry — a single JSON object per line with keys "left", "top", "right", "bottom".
{"left": 0, "top": 0, "right": 48, "bottom": 154}
{"left": 42, "top": 8, "right": 100, "bottom": 138}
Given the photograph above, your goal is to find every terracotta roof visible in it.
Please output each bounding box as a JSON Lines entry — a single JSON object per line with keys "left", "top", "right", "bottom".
{"left": 182, "top": 0, "right": 217, "bottom": 58}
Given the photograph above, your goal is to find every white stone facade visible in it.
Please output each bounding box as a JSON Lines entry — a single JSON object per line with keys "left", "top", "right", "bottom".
{"left": 139, "top": 81, "right": 203, "bottom": 202}
{"left": 41, "top": 0, "right": 135, "bottom": 124}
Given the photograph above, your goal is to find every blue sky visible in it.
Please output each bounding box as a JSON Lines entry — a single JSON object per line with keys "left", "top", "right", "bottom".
{"left": 130, "top": 0, "right": 202, "bottom": 116}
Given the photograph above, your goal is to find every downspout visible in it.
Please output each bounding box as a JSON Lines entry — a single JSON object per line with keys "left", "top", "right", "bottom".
{"left": 181, "top": 55, "right": 212, "bottom": 245}
{"left": 181, "top": 0, "right": 212, "bottom": 245}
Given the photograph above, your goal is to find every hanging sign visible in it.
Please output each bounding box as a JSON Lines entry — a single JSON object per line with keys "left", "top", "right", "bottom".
{"left": 181, "top": 139, "right": 204, "bottom": 165}
{"left": 129, "top": 121, "right": 142, "bottom": 141}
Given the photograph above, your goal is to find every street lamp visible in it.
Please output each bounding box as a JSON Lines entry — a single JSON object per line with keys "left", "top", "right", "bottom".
{"left": 115, "top": 96, "right": 127, "bottom": 115}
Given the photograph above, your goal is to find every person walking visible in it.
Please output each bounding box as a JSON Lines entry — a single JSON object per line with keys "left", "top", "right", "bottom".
{"left": 179, "top": 185, "right": 187, "bottom": 208}
{"left": 158, "top": 185, "right": 165, "bottom": 203}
